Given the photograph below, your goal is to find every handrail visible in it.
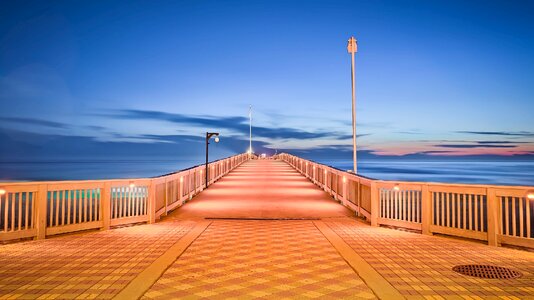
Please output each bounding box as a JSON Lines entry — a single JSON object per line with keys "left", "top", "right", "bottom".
{"left": 278, "top": 153, "right": 534, "bottom": 249}
{"left": 0, "top": 153, "right": 249, "bottom": 242}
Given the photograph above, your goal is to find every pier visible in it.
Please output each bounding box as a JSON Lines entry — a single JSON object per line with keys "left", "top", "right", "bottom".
{"left": 1, "top": 155, "right": 533, "bottom": 299}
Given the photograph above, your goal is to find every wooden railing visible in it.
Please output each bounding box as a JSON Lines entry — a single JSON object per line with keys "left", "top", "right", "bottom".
{"left": 278, "top": 153, "right": 534, "bottom": 249}
{"left": 0, "top": 153, "right": 248, "bottom": 242}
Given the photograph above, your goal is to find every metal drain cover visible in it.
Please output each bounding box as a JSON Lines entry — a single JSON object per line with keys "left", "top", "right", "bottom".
{"left": 452, "top": 264, "right": 522, "bottom": 279}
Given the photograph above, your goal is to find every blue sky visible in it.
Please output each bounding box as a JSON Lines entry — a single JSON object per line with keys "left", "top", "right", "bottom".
{"left": 0, "top": 0, "right": 533, "bottom": 162}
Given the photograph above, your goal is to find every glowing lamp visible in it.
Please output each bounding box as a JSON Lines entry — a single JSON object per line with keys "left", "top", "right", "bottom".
{"left": 0, "top": 189, "right": 6, "bottom": 196}
{"left": 180, "top": 177, "right": 183, "bottom": 183}
{"left": 527, "top": 191, "right": 534, "bottom": 200}
{"left": 313, "top": 166, "right": 315, "bottom": 169}
{"left": 393, "top": 185, "right": 400, "bottom": 191}
{"left": 324, "top": 170, "right": 327, "bottom": 175}
{"left": 200, "top": 170, "right": 203, "bottom": 174}
{"left": 343, "top": 176, "right": 346, "bottom": 183}
{"left": 129, "top": 182, "right": 135, "bottom": 189}
{"left": 214, "top": 136, "right": 220, "bottom": 143}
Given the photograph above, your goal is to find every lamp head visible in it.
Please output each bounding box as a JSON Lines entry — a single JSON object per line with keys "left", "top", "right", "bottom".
{"left": 347, "top": 36, "right": 358, "bottom": 53}
{"left": 214, "top": 136, "right": 219, "bottom": 143}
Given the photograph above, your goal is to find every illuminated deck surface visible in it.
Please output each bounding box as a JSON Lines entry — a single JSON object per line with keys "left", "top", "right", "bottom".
{"left": 1, "top": 160, "right": 533, "bottom": 299}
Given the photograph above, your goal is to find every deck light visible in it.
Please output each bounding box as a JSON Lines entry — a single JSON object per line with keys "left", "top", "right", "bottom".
{"left": 180, "top": 177, "right": 183, "bottom": 183}
{"left": 393, "top": 185, "right": 400, "bottom": 191}
{"left": 0, "top": 189, "right": 5, "bottom": 195}
{"left": 343, "top": 176, "right": 346, "bottom": 183}
{"left": 324, "top": 170, "right": 327, "bottom": 175}
{"left": 313, "top": 166, "right": 315, "bottom": 169}
{"left": 129, "top": 182, "right": 135, "bottom": 189}
{"left": 527, "top": 191, "right": 534, "bottom": 200}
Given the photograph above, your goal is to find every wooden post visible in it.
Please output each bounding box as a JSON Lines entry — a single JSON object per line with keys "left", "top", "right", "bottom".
{"left": 180, "top": 177, "right": 185, "bottom": 203}
{"left": 164, "top": 179, "right": 168, "bottom": 216}
{"left": 35, "top": 184, "right": 48, "bottom": 240}
{"left": 357, "top": 180, "right": 362, "bottom": 217}
{"left": 101, "top": 182, "right": 111, "bottom": 230}
{"left": 421, "top": 184, "right": 432, "bottom": 235}
{"left": 324, "top": 171, "right": 328, "bottom": 192}
{"left": 148, "top": 180, "right": 156, "bottom": 223}
{"left": 370, "top": 181, "right": 379, "bottom": 226}
{"left": 342, "top": 177, "right": 347, "bottom": 206}
{"left": 487, "top": 188, "right": 499, "bottom": 246}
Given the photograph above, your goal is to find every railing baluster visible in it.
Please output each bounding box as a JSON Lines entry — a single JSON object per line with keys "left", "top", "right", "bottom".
{"left": 519, "top": 197, "right": 524, "bottom": 238}
{"left": 474, "top": 195, "right": 481, "bottom": 231}
{"left": 25, "top": 193, "right": 29, "bottom": 229}
{"left": 512, "top": 196, "right": 516, "bottom": 236}
{"left": 462, "top": 194, "right": 467, "bottom": 230}
{"left": 505, "top": 196, "right": 509, "bottom": 235}
{"left": 119, "top": 187, "right": 123, "bottom": 218}
{"left": 526, "top": 198, "right": 531, "bottom": 238}
{"left": 17, "top": 192, "right": 22, "bottom": 230}
{"left": 453, "top": 193, "right": 457, "bottom": 228}
{"left": 66, "top": 191, "right": 71, "bottom": 225}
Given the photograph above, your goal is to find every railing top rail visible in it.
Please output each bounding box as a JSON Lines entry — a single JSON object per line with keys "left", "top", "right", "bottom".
{"left": 278, "top": 153, "right": 376, "bottom": 180}
{"left": 279, "top": 152, "right": 534, "bottom": 190}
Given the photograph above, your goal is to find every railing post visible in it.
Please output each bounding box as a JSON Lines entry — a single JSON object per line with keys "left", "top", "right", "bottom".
{"left": 342, "top": 177, "right": 347, "bottom": 205}
{"left": 421, "top": 184, "right": 432, "bottom": 235}
{"left": 148, "top": 179, "right": 156, "bottom": 223}
{"left": 357, "top": 180, "right": 362, "bottom": 217}
{"left": 179, "top": 176, "right": 185, "bottom": 202}
{"left": 370, "top": 181, "right": 379, "bottom": 226}
{"left": 323, "top": 170, "right": 328, "bottom": 192}
{"left": 487, "top": 187, "right": 499, "bottom": 246}
{"left": 35, "top": 184, "right": 48, "bottom": 240}
{"left": 164, "top": 179, "right": 168, "bottom": 216}
{"left": 101, "top": 182, "right": 111, "bottom": 230}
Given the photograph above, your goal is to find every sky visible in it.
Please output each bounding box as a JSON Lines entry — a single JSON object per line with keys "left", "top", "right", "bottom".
{"left": 1, "top": 0, "right": 533, "bottom": 164}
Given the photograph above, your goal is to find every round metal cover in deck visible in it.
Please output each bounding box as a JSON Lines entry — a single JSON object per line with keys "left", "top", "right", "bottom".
{"left": 452, "top": 264, "right": 521, "bottom": 279}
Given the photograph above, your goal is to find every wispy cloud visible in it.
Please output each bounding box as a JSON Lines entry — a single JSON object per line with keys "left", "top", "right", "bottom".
{"left": 102, "top": 109, "right": 356, "bottom": 141}
{"left": 436, "top": 144, "right": 517, "bottom": 148}
{"left": 0, "top": 116, "right": 67, "bottom": 128}
{"left": 457, "top": 131, "right": 534, "bottom": 137}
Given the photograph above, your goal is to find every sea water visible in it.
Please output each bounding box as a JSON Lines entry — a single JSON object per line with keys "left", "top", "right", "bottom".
{"left": 0, "top": 158, "right": 533, "bottom": 186}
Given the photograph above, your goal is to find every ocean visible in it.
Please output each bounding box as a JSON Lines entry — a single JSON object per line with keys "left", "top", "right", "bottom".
{"left": 0, "top": 158, "right": 533, "bottom": 186}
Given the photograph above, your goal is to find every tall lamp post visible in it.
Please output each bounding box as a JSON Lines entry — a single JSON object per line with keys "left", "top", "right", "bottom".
{"left": 347, "top": 36, "right": 358, "bottom": 173}
{"left": 248, "top": 105, "right": 252, "bottom": 158}
{"left": 205, "top": 132, "right": 220, "bottom": 188}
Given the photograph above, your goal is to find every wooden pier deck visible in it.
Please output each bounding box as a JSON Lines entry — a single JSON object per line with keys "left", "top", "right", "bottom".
{"left": 1, "top": 160, "right": 533, "bottom": 299}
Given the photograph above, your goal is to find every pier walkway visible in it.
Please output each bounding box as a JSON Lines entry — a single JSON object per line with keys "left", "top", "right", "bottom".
{"left": 1, "top": 160, "right": 533, "bottom": 299}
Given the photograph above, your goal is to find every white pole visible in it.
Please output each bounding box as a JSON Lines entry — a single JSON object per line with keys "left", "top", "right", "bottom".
{"left": 347, "top": 37, "right": 358, "bottom": 173}
{"left": 249, "top": 105, "right": 252, "bottom": 158}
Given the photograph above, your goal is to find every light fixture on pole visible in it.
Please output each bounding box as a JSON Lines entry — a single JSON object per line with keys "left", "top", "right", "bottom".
{"left": 347, "top": 36, "right": 358, "bottom": 174}
{"left": 205, "top": 132, "right": 220, "bottom": 188}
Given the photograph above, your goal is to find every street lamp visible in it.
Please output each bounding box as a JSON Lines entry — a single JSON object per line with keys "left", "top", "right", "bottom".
{"left": 248, "top": 105, "right": 253, "bottom": 158}
{"left": 205, "top": 132, "right": 220, "bottom": 188}
{"left": 347, "top": 36, "right": 358, "bottom": 173}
